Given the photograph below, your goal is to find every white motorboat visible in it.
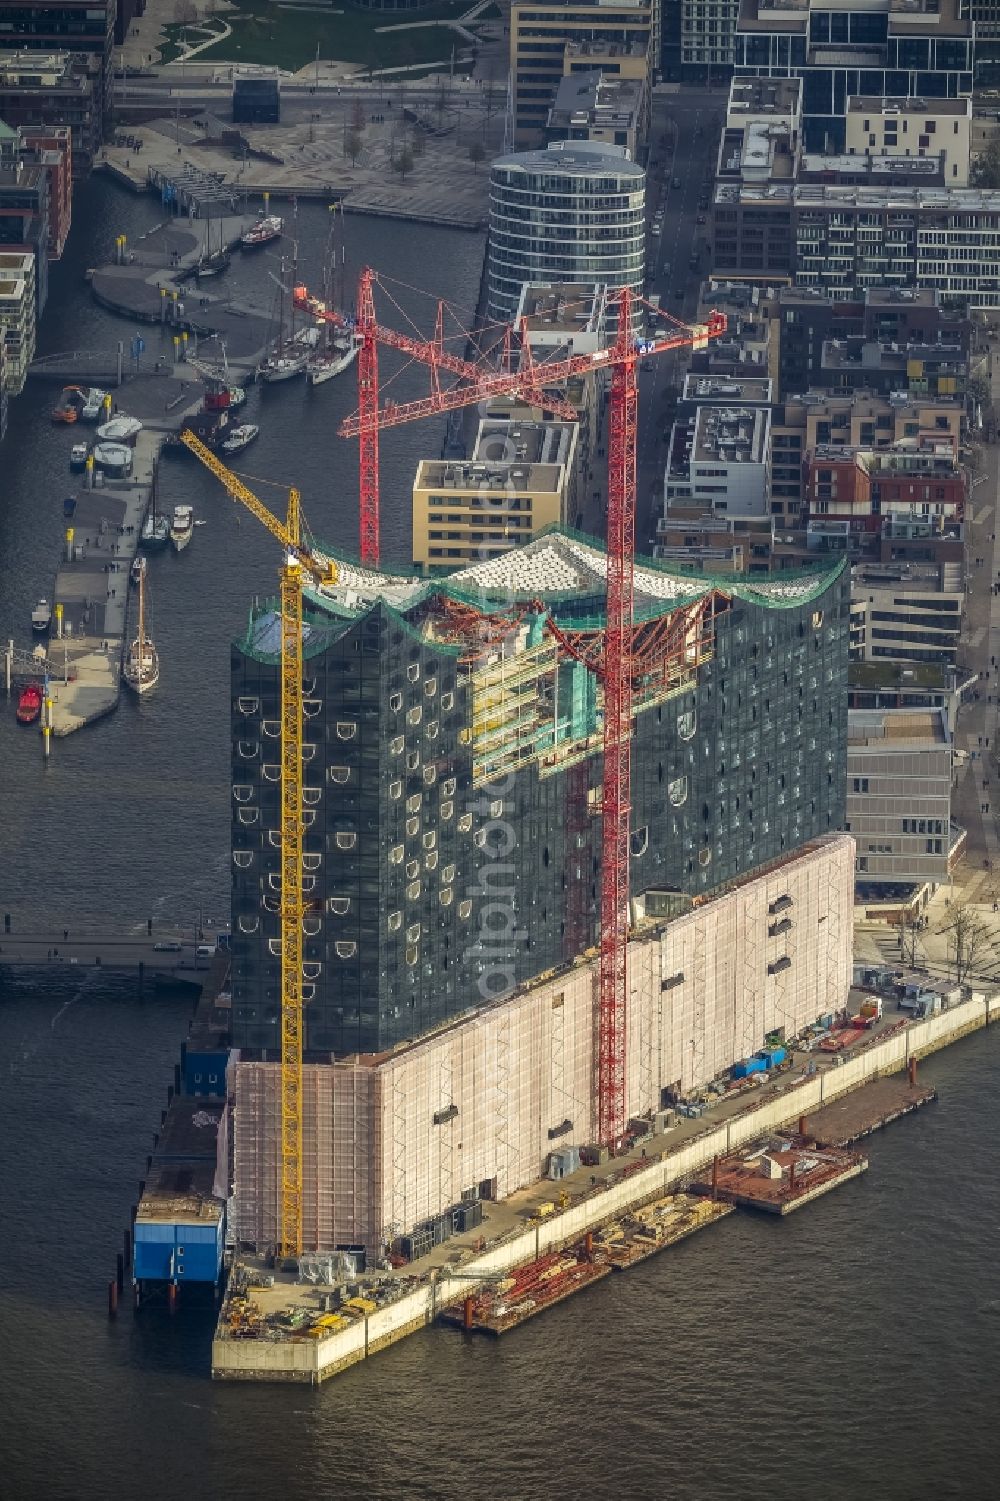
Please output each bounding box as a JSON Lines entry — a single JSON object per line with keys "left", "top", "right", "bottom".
{"left": 70, "top": 442, "right": 89, "bottom": 470}
{"left": 93, "top": 441, "right": 133, "bottom": 476}
{"left": 308, "top": 335, "right": 360, "bottom": 386}
{"left": 228, "top": 386, "right": 247, "bottom": 410}
{"left": 123, "top": 564, "right": 159, "bottom": 695}
{"left": 31, "top": 598, "right": 52, "bottom": 633}
{"left": 219, "top": 423, "right": 259, "bottom": 455}
{"left": 130, "top": 554, "right": 147, "bottom": 587}
{"left": 96, "top": 414, "right": 143, "bottom": 443}
{"left": 170, "top": 504, "right": 194, "bottom": 551}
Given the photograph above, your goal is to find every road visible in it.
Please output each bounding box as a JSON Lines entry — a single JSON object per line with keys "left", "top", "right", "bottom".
{"left": 636, "top": 88, "right": 729, "bottom": 551}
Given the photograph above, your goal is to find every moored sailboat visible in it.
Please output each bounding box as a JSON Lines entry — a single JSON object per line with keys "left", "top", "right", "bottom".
{"left": 123, "top": 563, "right": 159, "bottom": 695}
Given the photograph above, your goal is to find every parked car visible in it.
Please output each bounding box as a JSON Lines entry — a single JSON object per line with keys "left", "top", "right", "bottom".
{"left": 153, "top": 940, "right": 183, "bottom": 952}
{"left": 696, "top": 213, "right": 706, "bottom": 224}
{"left": 672, "top": 176, "right": 682, "bottom": 189}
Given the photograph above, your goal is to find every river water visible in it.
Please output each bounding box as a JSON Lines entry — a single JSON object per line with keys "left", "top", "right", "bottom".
{"left": 1, "top": 183, "right": 997, "bottom": 1501}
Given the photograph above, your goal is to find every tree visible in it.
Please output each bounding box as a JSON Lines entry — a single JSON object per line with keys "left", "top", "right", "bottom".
{"left": 344, "top": 130, "right": 363, "bottom": 167}
{"left": 895, "top": 914, "right": 925, "bottom": 969}
{"left": 937, "top": 898, "right": 993, "bottom": 984}
{"left": 468, "top": 140, "right": 486, "bottom": 173}
{"left": 972, "top": 140, "right": 1000, "bottom": 190}
{"left": 393, "top": 148, "right": 415, "bottom": 181}
{"left": 350, "top": 98, "right": 365, "bottom": 135}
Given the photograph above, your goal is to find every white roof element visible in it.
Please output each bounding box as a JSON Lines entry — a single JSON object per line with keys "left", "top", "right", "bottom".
{"left": 308, "top": 529, "right": 831, "bottom": 616}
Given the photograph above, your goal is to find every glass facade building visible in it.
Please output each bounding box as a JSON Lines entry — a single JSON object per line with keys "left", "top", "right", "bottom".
{"left": 228, "top": 532, "right": 849, "bottom": 1059}
{"left": 734, "top": 0, "right": 973, "bottom": 152}
{"left": 488, "top": 143, "right": 645, "bottom": 325}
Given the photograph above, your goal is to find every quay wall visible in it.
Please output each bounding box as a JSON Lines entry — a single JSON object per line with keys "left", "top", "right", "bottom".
{"left": 212, "top": 988, "right": 997, "bottom": 1383}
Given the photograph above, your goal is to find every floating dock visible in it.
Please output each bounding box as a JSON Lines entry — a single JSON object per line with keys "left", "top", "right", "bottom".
{"left": 440, "top": 1195, "right": 733, "bottom": 1336}
{"left": 441, "top": 1248, "right": 614, "bottom": 1337}
{"left": 804, "top": 1075, "right": 938, "bottom": 1147}
{"left": 692, "top": 1143, "right": 868, "bottom": 1215}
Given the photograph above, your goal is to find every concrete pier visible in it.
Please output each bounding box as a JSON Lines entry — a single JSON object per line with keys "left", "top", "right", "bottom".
{"left": 85, "top": 213, "right": 274, "bottom": 373}
{"left": 211, "top": 987, "right": 999, "bottom": 1384}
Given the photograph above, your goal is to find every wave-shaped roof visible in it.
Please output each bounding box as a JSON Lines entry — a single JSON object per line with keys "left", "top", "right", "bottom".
{"left": 305, "top": 524, "right": 845, "bottom": 623}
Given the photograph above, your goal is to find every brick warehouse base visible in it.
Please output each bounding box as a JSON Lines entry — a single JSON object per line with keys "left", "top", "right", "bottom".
{"left": 232, "top": 835, "right": 854, "bottom": 1252}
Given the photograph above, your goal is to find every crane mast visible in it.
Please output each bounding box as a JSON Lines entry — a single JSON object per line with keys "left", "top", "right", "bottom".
{"left": 178, "top": 428, "right": 339, "bottom": 1255}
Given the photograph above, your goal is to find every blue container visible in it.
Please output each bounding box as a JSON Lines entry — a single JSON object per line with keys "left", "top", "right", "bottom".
{"left": 754, "top": 1047, "right": 787, "bottom": 1069}
{"left": 732, "top": 1057, "right": 766, "bottom": 1079}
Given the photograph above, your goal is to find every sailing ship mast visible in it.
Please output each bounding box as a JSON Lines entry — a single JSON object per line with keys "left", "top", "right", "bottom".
{"left": 136, "top": 561, "right": 147, "bottom": 668}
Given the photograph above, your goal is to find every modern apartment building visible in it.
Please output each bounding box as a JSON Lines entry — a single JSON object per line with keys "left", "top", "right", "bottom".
{"left": 487, "top": 143, "right": 645, "bottom": 324}
{"left": 771, "top": 284, "right": 969, "bottom": 396}
{"left": 0, "top": 49, "right": 102, "bottom": 161}
{"left": 510, "top": 0, "right": 658, "bottom": 147}
{"left": 680, "top": 0, "right": 741, "bottom": 75}
{"left": 844, "top": 95, "right": 972, "bottom": 185}
{"left": 794, "top": 185, "right": 1000, "bottom": 307}
{"left": 0, "top": 249, "right": 36, "bottom": 394}
{"left": 0, "top": 0, "right": 115, "bottom": 138}
{"left": 733, "top": 0, "right": 974, "bottom": 152}
{"left": 850, "top": 563, "right": 964, "bottom": 667}
{"left": 0, "top": 158, "right": 50, "bottom": 315}
{"left": 664, "top": 401, "right": 772, "bottom": 514}
{"left": 847, "top": 706, "right": 960, "bottom": 892}
{"left": 21, "top": 124, "right": 72, "bottom": 259}
{"left": 545, "top": 69, "right": 647, "bottom": 158}
{"left": 411, "top": 419, "right": 580, "bottom": 570}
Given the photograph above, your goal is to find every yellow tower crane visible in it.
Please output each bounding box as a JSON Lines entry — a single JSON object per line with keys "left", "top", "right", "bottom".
{"left": 179, "top": 428, "right": 338, "bottom": 1259}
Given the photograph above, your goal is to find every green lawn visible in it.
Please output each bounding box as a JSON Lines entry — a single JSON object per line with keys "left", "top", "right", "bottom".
{"left": 192, "top": 1, "right": 473, "bottom": 70}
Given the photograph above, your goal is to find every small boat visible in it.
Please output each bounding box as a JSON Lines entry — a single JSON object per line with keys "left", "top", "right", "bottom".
{"left": 308, "top": 336, "right": 360, "bottom": 386}
{"left": 142, "top": 485, "right": 170, "bottom": 549}
{"left": 131, "top": 554, "right": 147, "bottom": 587}
{"left": 63, "top": 496, "right": 77, "bottom": 517}
{"left": 123, "top": 565, "right": 159, "bottom": 695}
{"left": 259, "top": 350, "right": 307, "bottom": 383}
{"left": 16, "top": 682, "right": 43, "bottom": 725}
{"left": 93, "top": 442, "right": 133, "bottom": 476}
{"left": 80, "top": 388, "right": 108, "bottom": 423}
{"left": 31, "top": 598, "right": 52, "bottom": 633}
{"left": 69, "top": 442, "right": 89, "bottom": 471}
{"left": 228, "top": 386, "right": 247, "bottom": 410}
{"left": 142, "top": 512, "right": 169, "bottom": 548}
{"left": 241, "top": 215, "right": 283, "bottom": 250}
{"left": 96, "top": 415, "right": 142, "bottom": 443}
{"left": 170, "top": 504, "right": 194, "bottom": 551}
{"left": 219, "top": 423, "right": 259, "bottom": 455}
{"left": 196, "top": 246, "right": 231, "bottom": 279}
{"left": 51, "top": 402, "right": 78, "bottom": 424}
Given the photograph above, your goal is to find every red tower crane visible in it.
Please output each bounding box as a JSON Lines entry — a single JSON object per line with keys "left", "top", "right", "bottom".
{"left": 293, "top": 271, "right": 575, "bottom": 564}
{"left": 309, "top": 273, "right": 726, "bottom": 1150}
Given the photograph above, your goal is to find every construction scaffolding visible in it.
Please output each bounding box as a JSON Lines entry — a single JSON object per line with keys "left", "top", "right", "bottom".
{"left": 232, "top": 836, "right": 855, "bottom": 1254}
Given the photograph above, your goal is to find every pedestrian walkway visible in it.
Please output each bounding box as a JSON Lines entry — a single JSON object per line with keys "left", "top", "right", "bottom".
{"left": 950, "top": 338, "right": 1000, "bottom": 877}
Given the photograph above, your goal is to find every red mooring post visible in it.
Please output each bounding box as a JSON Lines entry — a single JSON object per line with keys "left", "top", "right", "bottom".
{"left": 908, "top": 1054, "right": 917, "bottom": 1087}
{"left": 463, "top": 1295, "right": 474, "bottom": 1331}
{"left": 108, "top": 1279, "right": 118, "bottom": 1317}
{"left": 798, "top": 1115, "right": 807, "bottom": 1137}
{"left": 584, "top": 1231, "right": 594, "bottom": 1260}
{"left": 168, "top": 1283, "right": 178, "bottom": 1316}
